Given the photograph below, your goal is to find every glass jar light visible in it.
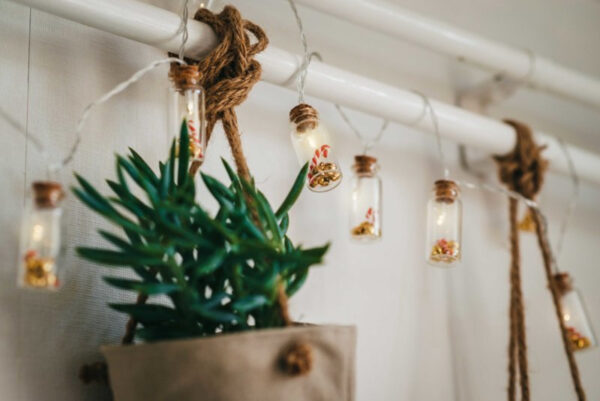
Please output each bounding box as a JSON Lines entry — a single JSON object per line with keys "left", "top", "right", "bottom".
{"left": 289, "top": 104, "right": 342, "bottom": 192}
{"left": 426, "top": 179, "right": 462, "bottom": 267}
{"left": 555, "top": 273, "right": 597, "bottom": 352}
{"left": 169, "top": 64, "right": 206, "bottom": 168}
{"left": 350, "top": 155, "right": 381, "bottom": 241}
{"left": 18, "top": 181, "right": 65, "bottom": 290}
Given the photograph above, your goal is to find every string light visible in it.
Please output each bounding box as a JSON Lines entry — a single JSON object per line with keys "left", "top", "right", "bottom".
{"left": 334, "top": 105, "right": 388, "bottom": 241}
{"left": 14, "top": 0, "right": 192, "bottom": 291}
{"left": 286, "top": 0, "right": 342, "bottom": 192}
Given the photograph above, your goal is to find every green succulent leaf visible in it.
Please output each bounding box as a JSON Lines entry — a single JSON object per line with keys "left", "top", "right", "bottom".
{"left": 128, "top": 147, "right": 159, "bottom": 186}
{"left": 232, "top": 295, "right": 269, "bottom": 313}
{"left": 177, "top": 120, "right": 190, "bottom": 187}
{"left": 191, "top": 304, "right": 240, "bottom": 324}
{"left": 275, "top": 162, "right": 308, "bottom": 219}
{"left": 109, "top": 303, "right": 179, "bottom": 323}
{"left": 103, "top": 277, "right": 178, "bottom": 295}
{"left": 77, "top": 247, "right": 162, "bottom": 267}
{"left": 191, "top": 249, "right": 227, "bottom": 280}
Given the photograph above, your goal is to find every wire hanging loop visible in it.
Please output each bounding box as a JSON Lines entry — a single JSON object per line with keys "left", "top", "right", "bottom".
{"left": 410, "top": 90, "right": 449, "bottom": 179}
{"left": 176, "top": 0, "right": 191, "bottom": 60}
{"left": 287, "top": 0, "right": 322, "bottom": 104}
{"left": 335, "top": 104, "right": 388, "bottom": 155}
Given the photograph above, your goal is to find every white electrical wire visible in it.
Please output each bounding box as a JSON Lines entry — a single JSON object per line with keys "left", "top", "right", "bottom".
{"left": 54, "top": 56, "right": 187, "bottom": 173}
{"left": 287, "top": 0, "right": 314, "bottom": 104}
{"left": 410, "top": 90, "right": 450, "bottom": 179}
{"left": 177, "top": 0, "right": 190, "bottom": 60}
{"left": 335, "top": 104, "right": 388, "bottom": 155}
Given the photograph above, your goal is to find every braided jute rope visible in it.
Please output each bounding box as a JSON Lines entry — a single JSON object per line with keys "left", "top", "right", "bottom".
{"left": 494, "top": 120, "right": 585, "bottom": 401}
{"left": 188, "top": 5, "right": 267, "bottom": 178}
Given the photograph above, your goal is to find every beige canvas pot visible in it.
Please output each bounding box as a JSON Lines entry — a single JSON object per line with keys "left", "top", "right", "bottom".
{"left": 102, "top": 324, "right": 356, "bottom": 401}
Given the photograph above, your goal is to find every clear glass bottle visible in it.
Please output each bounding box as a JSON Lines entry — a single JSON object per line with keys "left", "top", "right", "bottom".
{"left": 555, "top": 273, "right": 597, "bottom": 352}
{"left": 18, "top": 181, "right": 65, "bottom": 290}
{"left": 350, "top": 155, "right": 381, "bottom": 241}
{"left": 169, "top": 64, "right": 206, "bottom": 168}
{"left": 426, "top": 179, "right": 462, "bottom": 267}
{"left": 289, "top": 103, "right": 342, "bottom": 192}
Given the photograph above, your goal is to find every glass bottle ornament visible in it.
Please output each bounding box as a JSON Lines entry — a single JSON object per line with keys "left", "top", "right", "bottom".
{"left": 289, "top": 104, "right": 342, "bottom": 192}
{"left": 18, "top": 181, "right": 65, "bottom": 290}
{"left": 554, "top": 272, "right": 597, "bottom": 352}
{"left": 350, "top": 155, "right": 382, "bottom": 240}
{"left": 426, "top": 179, "right": 462, "bottom": 267}
{"left": 169, "top": 64, "right": 206, "bottom": 171}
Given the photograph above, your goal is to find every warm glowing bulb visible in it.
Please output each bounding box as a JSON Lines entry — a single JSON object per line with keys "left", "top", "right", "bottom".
{"left": 436, "top": 212, "right": 446, "bottom": 226}
{"left": 564, "top": 313, "right": 571, "bottom": 322}
{"left": 31, "top": 224, "right": 44, "bottom": 242}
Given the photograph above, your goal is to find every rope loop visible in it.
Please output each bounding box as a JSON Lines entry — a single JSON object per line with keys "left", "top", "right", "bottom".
{"left": 494, "top": 119, "right": 548, "bottom": 199}
{"left": 188, "top": 6, "right": 268, "bottom": 145}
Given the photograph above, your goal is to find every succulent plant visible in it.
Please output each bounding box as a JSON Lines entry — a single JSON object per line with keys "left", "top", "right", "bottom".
{"left": 73, "top": 123, "right": 328, "bottom": 341}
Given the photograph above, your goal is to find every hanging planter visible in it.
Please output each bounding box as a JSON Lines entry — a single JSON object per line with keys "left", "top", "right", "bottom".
{"left": 75, "top": 6, "right": 356, "bottom": 400}
{"left": 102, "top": 324, "right": 355, "bottom": 401}
{"left": 76, "top": 122, "right": 356, "bottom": 401}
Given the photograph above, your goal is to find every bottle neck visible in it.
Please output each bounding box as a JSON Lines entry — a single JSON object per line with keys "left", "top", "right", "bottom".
{"left": 433, "top": 179, "right": 459, "bottom": 203}
{"left": 290, "top": 103, "right": 319, "bottom": 133}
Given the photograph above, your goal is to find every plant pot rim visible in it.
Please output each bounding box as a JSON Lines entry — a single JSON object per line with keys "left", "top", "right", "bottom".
{"left": 102, "top": 324, "right": 356, "bottom": 353}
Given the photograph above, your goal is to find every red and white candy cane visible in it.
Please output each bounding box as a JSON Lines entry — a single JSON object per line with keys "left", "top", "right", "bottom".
{"left": 187, "top": 119, "right": 203, "bottom": 158}
{"left": 308, "top": 144, "right": 331, "bottom": 180}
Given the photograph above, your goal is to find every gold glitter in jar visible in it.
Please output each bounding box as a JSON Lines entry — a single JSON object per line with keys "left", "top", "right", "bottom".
{"left": 309, "top": 162, "right": 342, "bottom": 189}
{"left": 351, "top": 221, "right": 376, "bottom": 237}
{"left": 566, "top": 326, "right": 592, "bottom": 351}
{"left": 23, "top": 250, "right": 58, "bottom": 289}
{"left": 430, "top": 238, "right": 460, "bottom": 263}
{"left": 174, "top": 136, "right": 203, "bottom": 159}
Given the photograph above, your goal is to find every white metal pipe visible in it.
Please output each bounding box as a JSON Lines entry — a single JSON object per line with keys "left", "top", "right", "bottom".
{"left": 8, "top": 0, "right": 600, "bottom": 186}
{"left": 296, "top": 0, "right": 600, "bottom": 110}
{"left": 11, "top": 0, "right": 219, "bottom": 58}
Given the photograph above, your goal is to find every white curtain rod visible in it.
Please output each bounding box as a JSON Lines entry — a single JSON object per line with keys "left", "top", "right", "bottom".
{"left": 8, "top": 0, "right": 600, "bottom": 186}
{"left": 296, "top": 0, "right": 600, "bottom": 110}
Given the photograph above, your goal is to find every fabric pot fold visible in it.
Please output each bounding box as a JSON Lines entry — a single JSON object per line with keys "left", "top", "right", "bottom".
{"left": 103, "top": 324, "right": 356, "bottom": 401}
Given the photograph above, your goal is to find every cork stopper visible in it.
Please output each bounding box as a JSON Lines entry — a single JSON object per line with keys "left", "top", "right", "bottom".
{"left": 169, "top": 64, "right": 202, "bottom": 92}
{"left": 434, "top": 179, "right": 459, "bottom": 203}
{"left": 553, "top": 272, "right": 573, "bottom": 296}
{"left": 353, "top": 155, "right": 378, "bottom": 175}
{"left": 289, "top": 103, "right": 319, "bottom": 133}
{"left": 32, "top": 181, "right": 64, "bottom": 208}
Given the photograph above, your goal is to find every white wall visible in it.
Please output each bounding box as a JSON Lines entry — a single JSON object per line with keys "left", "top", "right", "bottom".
{"left": 1, "top": 0, "right": 599, "bottom": 400}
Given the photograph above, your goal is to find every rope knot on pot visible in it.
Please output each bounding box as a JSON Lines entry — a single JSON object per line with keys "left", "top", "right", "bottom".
{"left": 281, "top": 342, "right": 313, "bottom": 375}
